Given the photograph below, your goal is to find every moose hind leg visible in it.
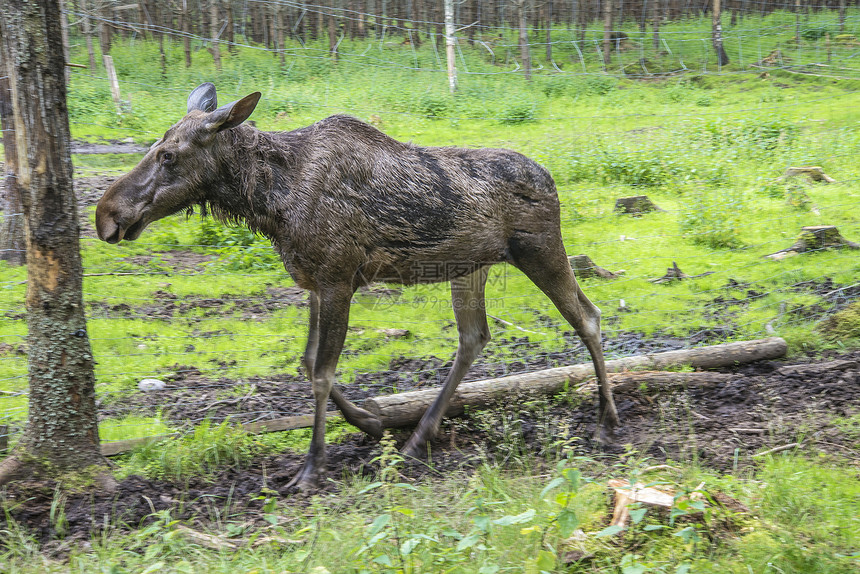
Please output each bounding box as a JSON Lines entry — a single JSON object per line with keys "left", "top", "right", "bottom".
{"left": 402, "top": 268, "right": 491, "bottom": 458}
{"left": 509, "top": 236, "right": 620, "bottom": 437}
{"left": 303, "top": 291, "right": 382, "bottom": 438}
{"left": 287, "top": 285, "right": 352, "bottom": 491}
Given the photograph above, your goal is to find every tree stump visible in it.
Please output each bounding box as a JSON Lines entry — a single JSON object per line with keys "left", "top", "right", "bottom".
{"left": 766, "top": 225, "right": 859, "bottom": 260}
{"left": 569, "top": 254, "right": 618, "bottom": 279}
{"left": 649, "top": 262, "right": 714, "bottom": 284}
{"left": 615, "top": 195, "right": 662, "bottom": 215}
{"left": 780, "top": 166, "right": 835, "bottom": 184}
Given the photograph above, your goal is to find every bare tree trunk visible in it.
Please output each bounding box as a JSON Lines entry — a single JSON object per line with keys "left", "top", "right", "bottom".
{"left": 328, "top": 0, "right": 339, "bottom": 60}
{"left": 712, "top": 0, "right": 729, "bottom": 66}
{"left": 80, "top": 0, "right": 97, "bottom": 71}
{"left": 517, "top": 0, "right": 531, "bottom": 80}
{"left": 445, "top": 0, "right": 457, "bottom": 92}
{"left": 0, "top": 0, "right": 111, "bottom": 487}
{"left": 181, "top": 1, "right": 192, "bottom": 67}
{"left": 546, "top": 0, "right": 553, "bottom": 61}
{"left": 226, "top": 0, "right": 235, "bottom": 52}
{"left": 275, "top": 3, "right": 286, "bottom": 67}
{"left": 794, "top": 0, "right": 801, "bottom": 43}
{"left": 603, "top": 0, "right": 613, "bottom": 67}
{"left": 98, "top": 0, "right": 112, "bottom": 57}
{"left": 0, "top": 74, "right": 25, "bottom": 266}
{"left": 58, "top": 0, "right": 71, "bottom": 84}
{"left": 211, "top": 0, "right": 222, "bottom": 70}
{"left": 653, "top": 0, "right": 661, "bottom": 52}
{"left": 839, "top": 0, "right": 846, "bottom": 33}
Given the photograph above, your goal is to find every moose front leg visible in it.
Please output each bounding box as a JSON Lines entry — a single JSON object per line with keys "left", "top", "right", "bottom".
{"left": 303, "top": 291, "right": 383, "bottom": 439}
{"left": 287, "top": 286, "right": 353, "bottom": 491}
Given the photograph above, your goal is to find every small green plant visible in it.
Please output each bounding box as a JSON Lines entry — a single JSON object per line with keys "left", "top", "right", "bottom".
{"left": 679, "top": 188, "right": 745, "bottom": 249}
{"left": 499, "top": 102, "right": 536, "bottom": 125}
{"left": 195, "top": 218, "right": 281, "bottom": 271}
{"left": 416, "top": 92, "right": 450, "bottom": 118}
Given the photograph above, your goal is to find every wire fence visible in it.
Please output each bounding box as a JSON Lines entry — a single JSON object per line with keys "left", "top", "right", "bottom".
{"left": 1, "top": 2, "right": 860, "bottom": 450}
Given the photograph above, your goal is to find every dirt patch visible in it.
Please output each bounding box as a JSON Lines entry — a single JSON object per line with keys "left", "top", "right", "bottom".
{"left": 71, "top": 140, "right": 149, "bottom": 155}
{"left": 98, "top": 332, "right": 689, "bottom": 426}
{"left": 87, "top": 284, "right": 307, "bottom": 321}
{"left": 1, "top": 349, "right": 858, "bottom": 548}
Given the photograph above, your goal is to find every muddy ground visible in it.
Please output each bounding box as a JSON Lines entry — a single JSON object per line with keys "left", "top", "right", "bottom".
{"left": 2, "top": 348, "right": 858, "bottom": 549}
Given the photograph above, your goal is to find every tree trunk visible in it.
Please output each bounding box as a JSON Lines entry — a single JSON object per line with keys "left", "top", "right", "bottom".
{"left": 603, "top": 0, "right": 613, "bottom": 67}
{"left": 0, "top": 74, "right": 26, "bottom": 266}
{"left": 210, "top": 0, "right": 222, "bottom": 70}
{"left": 98, "top": 0, "right": 112, "bottom": 57}
{"left": 712, "top": 0, "right": 729, "bottom": 66}
{"left": 546, "top": 0, "right": 553, "bottom": 61}
{"left": 839, "top": 0, "right": 846, "bottom": 33}
{"left": 0, "top": 0, "right": 110, "bottom": 486}
{"left": 181, "top": 1, "right": 192, "bottom": 67}
{"left": 328, "top": 0, "right": 339, "bottom": 60}
{"left": 365, "top": 338, "right": 787, "bottom": 427}
{"left": 80, "top": 0, "right": 97, "bottom": 71}
{"left": 226, "top": 0, "right": 235, "bottom": 53}
{"left": 445, "top": 0, "right": 457, "bottom": 93}
{"left": 653, "top": 0, "right": 661, "bottom": 52}
{"left": 517, "top": 0, "right": 531, "bottom": 80}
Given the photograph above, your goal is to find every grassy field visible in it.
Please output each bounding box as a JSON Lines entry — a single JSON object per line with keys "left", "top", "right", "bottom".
{"left": 0, "top": 10, "right": 859, "bottom": 572}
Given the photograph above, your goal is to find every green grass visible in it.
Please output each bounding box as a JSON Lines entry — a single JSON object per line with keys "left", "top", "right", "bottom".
{"left": 1, "top": 451, "right": 857, "bottom": 573}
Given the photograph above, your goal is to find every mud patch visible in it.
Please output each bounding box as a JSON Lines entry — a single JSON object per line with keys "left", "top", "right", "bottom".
{"left": 87, "top": 284, "right": 308, "bottom": 321}
{"left": 1, "top": 350, "right": 858, "bottom": 548}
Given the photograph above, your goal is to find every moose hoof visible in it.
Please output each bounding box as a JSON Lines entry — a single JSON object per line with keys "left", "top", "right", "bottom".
{"left": 592, "top": 424, "right": 617, "bottom": 446}
{"left": 401, "top": 436, "right": 428, "bottom": 460}
{"left": 284, "top": 461, "right": 323, "bottom": 493}
{"left": 349, "top": 410, "right": 384, "bottom": 439}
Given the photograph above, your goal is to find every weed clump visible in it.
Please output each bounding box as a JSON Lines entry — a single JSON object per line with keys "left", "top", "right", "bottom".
{"left": 679, "top": 188, "right": 745, "bottom": 249}
{"left": 817, "top": 302, "right": 860, "bottom": 342}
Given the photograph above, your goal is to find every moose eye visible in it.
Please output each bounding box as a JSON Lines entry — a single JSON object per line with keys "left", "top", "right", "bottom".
{"left": 161, "top": 151, "right": 174, "bottom": 164}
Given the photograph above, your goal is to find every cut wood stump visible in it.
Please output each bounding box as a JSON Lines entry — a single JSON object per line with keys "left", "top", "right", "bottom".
{"left": 364, "top": 337, "right": 786, "bottom": 428}
{"left": 650, "top": 261, "right": 714, "bottom": 284}
{"left": 779, "top": 166, "right": 835, "bottom": 183}
{"left": 568, "top": 254, "right": 619, "bottom": 279}
{"left": 614, "top": 195, "right": 663, "bottom": 215}
{"left": 766, "top": 225, "right": 859, "bottom": 260}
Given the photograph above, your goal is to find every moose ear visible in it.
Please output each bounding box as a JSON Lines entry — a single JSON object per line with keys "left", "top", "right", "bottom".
{"left": 205, "top": 92, "right": 262, "bottom": 133}
{"left": 187, "top": 82, "right": 218, "bottom": 113}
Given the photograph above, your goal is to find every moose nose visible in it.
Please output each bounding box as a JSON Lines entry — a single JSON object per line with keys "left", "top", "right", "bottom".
{"left": 96, "top": 213, "right": 121, "bottom": 244}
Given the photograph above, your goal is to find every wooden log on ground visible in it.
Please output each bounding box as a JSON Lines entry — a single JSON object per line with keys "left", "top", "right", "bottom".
{"left": 364, "top": 337, "right": 786, "bottom": 428}
{"left": 766, "top": 225, "right": 859, "bottom": 260}
{"left": 614, "top": 195, "right": 663, "bottom": 215}
{"left": 568, "top": 254, "right": 619, "bottom": 279}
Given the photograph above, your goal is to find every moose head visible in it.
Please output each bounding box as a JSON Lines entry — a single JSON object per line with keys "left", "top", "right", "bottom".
{"left": 95, "top": 83, "right": 261, "bottom": 244}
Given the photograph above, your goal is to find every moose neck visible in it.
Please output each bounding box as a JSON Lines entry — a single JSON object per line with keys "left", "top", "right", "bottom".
{"left": 204, "top": 126, "right": 296, "bottom": 240}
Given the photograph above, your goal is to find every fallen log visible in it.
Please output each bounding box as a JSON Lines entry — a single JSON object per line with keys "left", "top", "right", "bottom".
{"left": 364, "top": 337, "right": 786, "bottom": 427}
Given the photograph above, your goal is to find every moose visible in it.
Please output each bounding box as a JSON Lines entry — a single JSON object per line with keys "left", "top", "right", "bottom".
{"left": 96, "top": 83, "right": 620, "bottom": 490}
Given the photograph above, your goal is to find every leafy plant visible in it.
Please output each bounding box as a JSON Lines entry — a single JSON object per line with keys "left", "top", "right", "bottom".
{"left": 195, "top": 218, "right": 281, "bottom": 271}
{"left": 499, "top": 102, "right": 537, "bottom": 125}
{"left": 679, "top": 188, "right": 745, "bottom": 249}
